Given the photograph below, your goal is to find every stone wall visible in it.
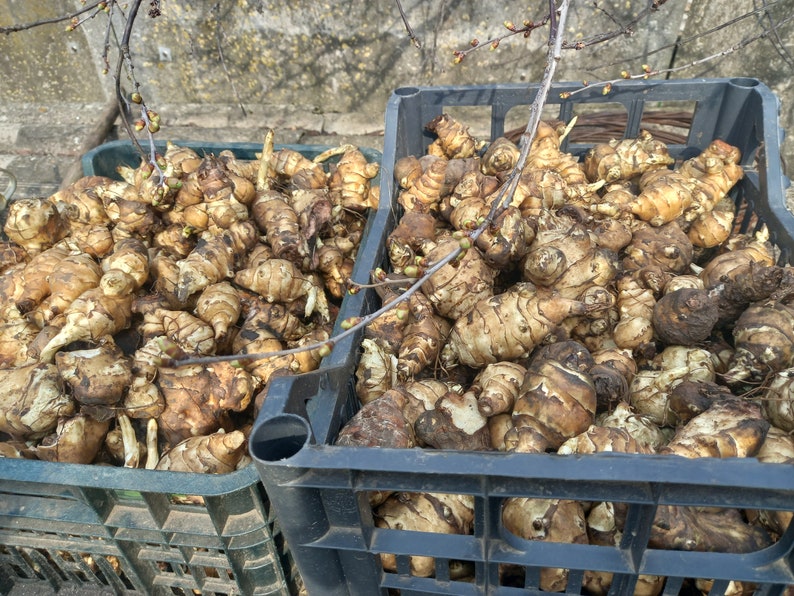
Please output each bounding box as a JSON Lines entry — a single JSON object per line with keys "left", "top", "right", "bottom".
{"left": 0, "top": 0, "right": 792, "bottom": 165}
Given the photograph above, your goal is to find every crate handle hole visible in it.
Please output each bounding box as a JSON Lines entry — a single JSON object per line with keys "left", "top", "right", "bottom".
{"left": 729, "top": 77, "right": 760, "bottom": 89}
{"left": 394, "top": 87, "right": 420, "bottom": 97}
{"left": 250, "top": 414, "right": 312, "bottom": 462}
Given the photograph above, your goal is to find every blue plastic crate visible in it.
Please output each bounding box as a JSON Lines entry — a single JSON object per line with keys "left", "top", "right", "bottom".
{"left": 251, "top": 79, "right": 794, "bottom": 595}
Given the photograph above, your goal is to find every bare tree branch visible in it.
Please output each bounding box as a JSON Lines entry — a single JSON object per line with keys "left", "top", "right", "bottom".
{"left": 564, "top": 9, "right": 794, "bottom": 98}
{"left": 603, "top": 0, "right": 790, "bottom": 68}
{"left": 395, "top": 0, "right": 422, "bottom": 48}
{"left": 115, "top": 0, "right": 147, "bottom": 158}
{"left": 0, "top": 1, "right": 106, "bottom": 34}
{"left": 212, "top": 2, "right": 247, "bottom": 117}
{"left": 754, "top": 0, "right": 794, "bottom": 71}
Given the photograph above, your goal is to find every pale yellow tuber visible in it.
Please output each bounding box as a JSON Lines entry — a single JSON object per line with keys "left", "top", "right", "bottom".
{"left": 34, "top": 414, "right": 110, "bottom": 464}
{"left": 375, "top": 491, "right": 475, "bottom": 577}
{"left": 0, "top": 363, "right": 75, "bottom": 439}
{"left": 155, "top": 430, "right": 247, "bottom": 474}
{"left": 444, "top": 283, "right": 595, "bottom": 367}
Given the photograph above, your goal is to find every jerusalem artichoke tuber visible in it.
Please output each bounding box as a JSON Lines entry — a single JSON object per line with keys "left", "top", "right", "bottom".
{"left": 55, "top": 342, "right": 133, "bottom": 409}
{"left": 155, "top": 430, "right": 247, "bottom": 473}
{"left": 660, "top": 399, "right": 769, "bottom": 459}
{"left": 34, "top": 414, "right": 110, "bottom": 464}
{"left": 157, "top": 361, "right": 255, "bottom": 446}
{"left": 506, "top": 358, "right": 597, "bottom": 453}
{"left": 760, "top": 369, "right": 794, "bottom": 432}
{"left": 0, "top": 363, "right": 75, "bottom": 439}
{"left": 397, "top": 290, "right": 451, "bottom": 380}
{"left": 3, "top": 197, "right": 69, "bottom": 254}
{"left": 176, "top": 221, "right": 259, "bottom": 302}
{"left": 327, "top": 146, "right": 380, "bottom": 211}
{"left": 443, "top": 283, "right": 597, "bottom": 367}
{"left": 473, "top": 361, "right": 527, "bottom": 417}
{"left": 37, "top": 287, "right": 134, "bottom": 362}
{"left": 375, "top": 491, "right": 475, "bottom": 577}
{"left": 583, "top": 129, "right": 675, "bottom": 184}
{"left": 420, "top": 235, "right": 497, "bottom": 320}
{"left": 414, "top": 390, "right": 491, "bottom": 451}
{"left": 501, "top": 497, "right": 588, "bottom": 592}
{"left": 630, "top": 345, "right": 716, "bottom": 426}
{"left": 725, "top": 301, "right": 794, "bottom": 382}
{"left": 425, "top": 113, "right": 482, "bottom": 159}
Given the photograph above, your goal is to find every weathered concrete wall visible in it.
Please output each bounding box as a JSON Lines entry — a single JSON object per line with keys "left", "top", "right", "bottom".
{"left": 0, "top": 0, "right": 792, "bottom": 162}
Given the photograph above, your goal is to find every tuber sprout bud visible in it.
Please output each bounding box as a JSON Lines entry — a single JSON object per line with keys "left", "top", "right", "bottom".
{"left": 396, "top": 303, "right": 410, "bottom": 320}
{"left": 403, "top": 265, "right": 421, "bottom": 278}
{"left": 340, "top": 317, "right": 361, "bottom": 330}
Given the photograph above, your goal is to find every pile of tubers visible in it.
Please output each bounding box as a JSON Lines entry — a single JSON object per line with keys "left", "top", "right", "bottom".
{"left": 0, "top": 135, "right": 379, "bottom": 473}
{"left": 337, "top": 114, "right": 794, "bottom": 592}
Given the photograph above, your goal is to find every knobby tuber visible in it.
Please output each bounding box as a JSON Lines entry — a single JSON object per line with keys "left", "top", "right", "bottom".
{"left": 443, "top": 282, "right": 598, "bottom": 367}
{"left": 502, "top": 497, "right": 588, "bottom": 592}
{"left": 375, "top": 491, "right": 475, "bottom": 577}
{"left": 155, "top": 430, "right": 247, "bottom": 473}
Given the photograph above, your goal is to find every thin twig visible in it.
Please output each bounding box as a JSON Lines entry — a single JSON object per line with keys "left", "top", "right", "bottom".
{"left": 212, "top": 2, "right": 247, "bottom": 117}
{"left": 754, "top": 0, "right": 794, "bottom": 71}
{"left": 395, "top": 0, "right": 422, "bottom": 48}
{"left": 602, "top": 0, "right": 788, "bottom": 67}
{"left": 453, "top": 16, "right": 549, "bottom": 63}
{"left": 115, "top": 0, "right": 146, "bottom": 157}
{"left": 0, "top": 1, "right": 105, "bottom": 34}
{"left": 560, "top": 1, "right": 665, "bottom": 49}
{"left": 101, "top": 1, "right": 122, "bottom": 75}
{"left": 563, "top": 10, "right": 794, "bottom": 98}
{"left": 488, "top": 0, "right": 571, "bottom": 223}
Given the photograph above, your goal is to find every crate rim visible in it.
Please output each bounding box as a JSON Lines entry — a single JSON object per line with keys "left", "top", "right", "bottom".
{"left": 256, "top": 435, "right": 794, "bottom": 496}
{"left": 0, "top": 451, "right": 261, "bottom": 494}
{"left": 385, "top": 76, "right": 776, "bottom": 96}
{"left": 81, "top": 138, "right": 383, "bottom": 175}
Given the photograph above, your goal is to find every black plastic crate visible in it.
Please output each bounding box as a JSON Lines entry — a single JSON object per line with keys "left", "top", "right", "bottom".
{"left": 1, "top": 140, "right": 383, "bottom": 595}
{"left": 250, "top": 79, "right": 794, "bottom": 595}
